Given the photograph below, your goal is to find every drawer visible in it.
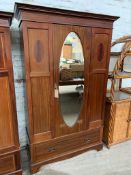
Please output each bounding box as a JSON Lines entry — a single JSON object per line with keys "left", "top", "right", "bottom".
{"left": 0, "top": 154, "right": 16, "bottom": 174}
{"left": 33, "top": 128, "right": 101, "bottom": 162}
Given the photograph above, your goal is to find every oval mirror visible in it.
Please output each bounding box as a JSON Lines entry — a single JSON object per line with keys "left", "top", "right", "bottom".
{"left": 59, "top": 32, "right": 84, "bottom": 127}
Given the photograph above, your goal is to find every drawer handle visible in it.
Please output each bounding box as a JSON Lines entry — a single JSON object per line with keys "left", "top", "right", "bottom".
{"left": 85, "top": 138, "right": 91, "bottom": 143}
{"left": 48, "top": 147, "right": 56, "bottom": 152}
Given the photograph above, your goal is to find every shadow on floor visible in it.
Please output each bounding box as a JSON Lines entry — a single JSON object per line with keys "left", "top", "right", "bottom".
{"left": 106, "top": 170, "right": 131, "bottom": 175}
{"left": 40, "top": 168, "right": 69, "bottom": 175}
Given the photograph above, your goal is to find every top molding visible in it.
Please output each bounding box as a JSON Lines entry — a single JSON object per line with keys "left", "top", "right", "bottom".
{"left": 14, "top": 3, "right": 119, "bottom": 29}
{"left": 14, "top": 3, "right": 119, "bottom": 22}
{"left": 0, "top": 11, "right": 13, "bottom": 27}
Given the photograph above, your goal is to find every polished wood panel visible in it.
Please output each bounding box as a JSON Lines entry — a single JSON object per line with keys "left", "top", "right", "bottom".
{"left": 28, "top": 25, "right": 51, "bottom": 135}
{"left": 28, "top": 27, "right": 49, "bottom": 73}
{"left": 89, "top": 28, "right": 112, "bottom": 126}
{"left": 0, "top": 150, "right": 21, "bottom": 175}
{"left": 91, "top": 33, "right": 109, "bottom": 69}
{"left": 0, "top": 33, "right": 6, "bottom": 69}
{"left": 90, "top": 74, "right": 105, "bottom": 121}
{"left": 0, "top": 12, "right": 22, "bottom": 175}
{"left": 21, "top": 22, "right": 53, "bottom": 143}
{"left": 31, "top": 77, "right": 50, "bottom": 134}
{"left": 0, "top": 155, "right": 16, "bottom": 174}
{"left": 0, "top": 77, "right": 14, "bottom": 148}
{"left": 15, "top": 3, "right": 118, "bottom": 173}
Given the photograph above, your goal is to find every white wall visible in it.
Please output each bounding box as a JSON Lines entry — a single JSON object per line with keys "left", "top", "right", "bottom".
{"left": 0, "top": 0, "right": 131, "bottom": 146}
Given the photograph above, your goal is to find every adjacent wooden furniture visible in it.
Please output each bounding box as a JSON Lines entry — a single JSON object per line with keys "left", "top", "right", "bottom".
{"left": 103, "top": 36, "right": 131, "bottom": 147}
{"left": 14, "top": 3, "right": 118, "bottom": 173}
{"left": 104, "top": 94, "right": 131, "bottom": 148}
{"left": 63, "top": 44, "right": 72, "bottom": 59}
{"left": 0, "top": 12, "right": 22, "bottom": 175}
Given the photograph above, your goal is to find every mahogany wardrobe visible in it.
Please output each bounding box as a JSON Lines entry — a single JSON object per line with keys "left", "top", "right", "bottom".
{"left": 15, "top": 3, "right": 119, "bottom": 173}
{"left": 0, "top": 12, "right": 22, "bottom": 175}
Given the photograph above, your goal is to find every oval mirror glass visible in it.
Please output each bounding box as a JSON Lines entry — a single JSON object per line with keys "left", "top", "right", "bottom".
{"left": 59, "top": 32, "right": 84, "bottom": 127}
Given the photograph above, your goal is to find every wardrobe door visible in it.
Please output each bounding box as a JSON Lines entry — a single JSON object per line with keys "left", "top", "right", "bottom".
{"left": 0, "top": 25, "right": 21, "bottom": 175}
{"left": 89, "top": 28, "right": 112, "bottom": 129}
{"left": 0, "top": 28, "right": 19, "bottom": 151}
{"left": 22, "top": 22, "right": 54, "bottom": 144}
{"left": 53, "top": 24, "right": 91, "bottom": 137}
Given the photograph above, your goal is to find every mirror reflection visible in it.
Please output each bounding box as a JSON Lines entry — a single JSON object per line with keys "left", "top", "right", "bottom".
{"left": 59, "top": 32, "right": 84, "bottom": 127}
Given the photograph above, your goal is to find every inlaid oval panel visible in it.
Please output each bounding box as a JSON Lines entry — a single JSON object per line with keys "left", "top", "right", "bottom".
{"left": 34, "top": 40, "right": 43, "bottom": 63}
{"left": 59, "top": 32, "right": 84, "bottom": 127}
{"left": 97, "top": 43, "right": 104, "bottom": 62}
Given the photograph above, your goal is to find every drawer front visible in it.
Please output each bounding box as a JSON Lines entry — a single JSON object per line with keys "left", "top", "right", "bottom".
{"left": 33, "top": 128, "right": 101, "bottom": 162}
{"left": 0, "top": 155, "right": 16, "bottom": 174}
